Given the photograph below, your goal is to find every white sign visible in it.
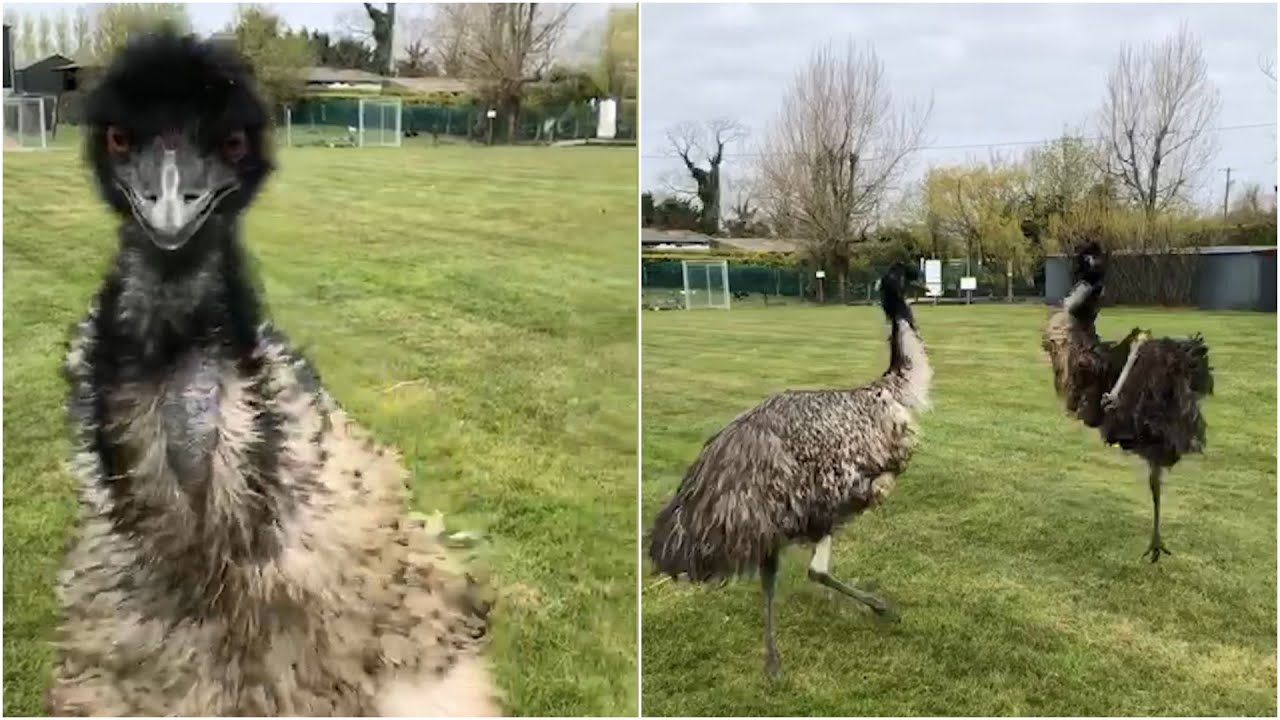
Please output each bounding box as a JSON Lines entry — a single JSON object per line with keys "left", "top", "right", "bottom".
{"left": 596, "top": 97, "right": 618, "bottom": 139}
{"left": 815, "top": 270, "right": 826, "bottom": 278}
{"left": 924, "top": 259, "right": 943, "bottom": 297}
{"left": 960, "top": 276, "right": 977, "bottom": 291}
{"left": 486, "top": 109, "right": 497, "bottom": 119}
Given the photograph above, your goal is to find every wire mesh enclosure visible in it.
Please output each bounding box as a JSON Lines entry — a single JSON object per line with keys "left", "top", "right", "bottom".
{"left": 3, "top": 95, "right": 48, "bottom": 151}
{"left": 358, "top": 97, "right": 402, "bottom": 148}
{"left": 681, "top": 260, "right": 731, "bottom": 310}
{"left": 276, "top": 97, "right": 402, "bottom": 148}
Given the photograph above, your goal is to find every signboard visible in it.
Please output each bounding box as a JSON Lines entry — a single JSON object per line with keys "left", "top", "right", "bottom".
{"left": 924, "top": 259, "right": 943, "bottom": 297}
{"left": 960, "top": 276, "right": 977, "bottom": 291}
{"left": 815, "top": 270, "right": 826, "bottom": 278}
{"left": 486, "top": 109, "right": 497, "bottom": 119}
{"left": 596, "top": 97, "right": 618, "bottom": 139}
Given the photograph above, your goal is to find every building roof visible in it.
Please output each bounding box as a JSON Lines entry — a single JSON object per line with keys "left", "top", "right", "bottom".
{"left": 19, "top": 53, "right": 74, "bottom": 72}
{"left": 713, "top": 236, "right": 800, "bottom": 254}
{"left": 51, "top": 61, "right": 96, "bottom": 72}
{"left": 1047, "top": 245, "right": 1276, "bottom": 257}
{"left": 303, "top": 66, "right": 386, "bottom": 85}
{"left": 641, "top": 228, "right": 714, "bottom": 246}
{"left": 388, "top": 76, "right": 472, "bottom": 94}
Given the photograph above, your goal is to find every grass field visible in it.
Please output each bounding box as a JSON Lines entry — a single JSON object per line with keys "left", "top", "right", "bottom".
{"left": 641, "top": 303, "right": 1276, "bottom": 716}
{"left": 3, "top": 143, "right": 637, "bottom": 716}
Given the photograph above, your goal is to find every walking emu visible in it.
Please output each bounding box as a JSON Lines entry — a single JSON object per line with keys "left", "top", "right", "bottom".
{"left": 648, "top": 263, "right": 931, "bottom": 678}
{"left": 50, "top": 34, "right": 499, "bottom": 715}
{"left": 1042, "top": 241, "right": 1213, "bottom": 563}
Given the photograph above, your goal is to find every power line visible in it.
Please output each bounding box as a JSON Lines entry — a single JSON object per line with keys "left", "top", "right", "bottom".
{"left": 639, "top": 122, "right": 1278, "bottom": 160}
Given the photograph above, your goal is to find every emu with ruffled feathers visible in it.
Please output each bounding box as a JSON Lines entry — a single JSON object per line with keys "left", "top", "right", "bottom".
{"left": 647, "top": 263, "right": 931, "bottom": 678}
{"left": 49, "top": 33, "right": 499, "bottom": 716}
{"left": 1042, "top": 241, "right": 1213, "bottom": 563}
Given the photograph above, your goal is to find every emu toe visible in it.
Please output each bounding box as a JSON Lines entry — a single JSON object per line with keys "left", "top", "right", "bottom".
{"left": 1143, "top": 537, "right": 1172, "bottom": 563}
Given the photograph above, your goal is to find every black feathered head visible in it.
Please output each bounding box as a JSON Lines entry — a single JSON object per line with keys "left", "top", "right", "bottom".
{"left": 1071, "top": 239, "right": 1106, "bottom": 286}
{"left": 83, "top": 32, "right": 273, "bottom": 252}
{"left": 879, "top": 262, "right": 922, "bottom": 328}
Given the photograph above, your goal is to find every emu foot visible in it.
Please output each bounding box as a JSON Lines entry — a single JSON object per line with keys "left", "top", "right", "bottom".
{"left": 1101, "top": 391, "right": 1119, "bottom": 412}
{"left": 764, "top": 651, "right": 781, "bottom": 679}
{"left": 865, "top": 593, "right": 901, "bottom": 624}
{"left": 1143, "top": 537, "right": 1172, "bottom": 563}
{"left": 809, "top": 570, "right": 900, "bottom": 623}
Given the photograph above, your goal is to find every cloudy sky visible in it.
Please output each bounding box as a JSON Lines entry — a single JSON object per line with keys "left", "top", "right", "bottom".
{"left": 6, "top": 3, "right": 610, "bottom": 62}
{"left": 641, "top": 2, "right": 1277, "bottom": 210}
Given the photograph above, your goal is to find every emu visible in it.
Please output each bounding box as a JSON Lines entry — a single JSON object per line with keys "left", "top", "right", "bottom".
{"left": 647, "top": 263, "right": 932, "bottom": 678}
{"left": 49, "top": 33, "right": 499, "bottom": 715}
{"left": 1042, "top": 241, "right": 1213, "bottom": 563}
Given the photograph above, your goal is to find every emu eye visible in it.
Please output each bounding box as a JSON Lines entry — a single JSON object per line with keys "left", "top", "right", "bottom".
{"left": 223, "top": 131, "right": 247, "bottom": 162}
{"left": 105, "top": 126, "right": 129, "bottom": 155}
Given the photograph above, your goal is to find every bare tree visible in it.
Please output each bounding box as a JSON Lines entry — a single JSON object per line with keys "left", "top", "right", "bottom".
{"left": 429, "top": 3, "right": 473, "bottom": 76}
{"left": 665, "top": 118, "right": 748, "bottom": 235}
{"left": 395, "top": 6, "right": 435, "bottom": 76}
{"left": 755, "top": 40, "right": 931, "bottom": 298}
{"left": 1097, "top": 23, "right": 1221, "bottom": 217}
{"left": 362, "top": 3, "right": 396, "bottom": 75}
{"left": 436, "top": 3, "right": 574, "bottom": 140}
{"left": 1262, "top": 54, "right": 1276, "bottom": 84}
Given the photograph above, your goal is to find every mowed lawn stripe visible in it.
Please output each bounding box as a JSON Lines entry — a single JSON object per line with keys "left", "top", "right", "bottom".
{"left": 3, "top": 143, "right": 638, "bottom": 716}
{"left": 641, "top": 303, "right": 1275, "bottom": 717}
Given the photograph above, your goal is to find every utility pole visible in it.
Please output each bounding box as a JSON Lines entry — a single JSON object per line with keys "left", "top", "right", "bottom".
{"left": 1221, "top": 167, "right": 1233, "bottom": 222}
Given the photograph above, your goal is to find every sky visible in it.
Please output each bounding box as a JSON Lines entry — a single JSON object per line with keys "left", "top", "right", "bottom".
{"left": 5, "top": 2, "right": 614, "bottom": 63}
{"left": 641, "top": 2, "right": 1278, "bottom": 211}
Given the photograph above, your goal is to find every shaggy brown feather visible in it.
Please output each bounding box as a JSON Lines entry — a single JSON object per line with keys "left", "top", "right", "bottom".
{"left": 51, "top": 31, "right": 498, "bottom": 715}
{"left": 54, "top": 317, "right": 500, "bottom": 716}
{"left": 648, "top": 264, "right": 931, "bottom": 580}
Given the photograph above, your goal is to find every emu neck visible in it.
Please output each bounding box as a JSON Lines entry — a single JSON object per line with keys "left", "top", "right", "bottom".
{"left": 886, "top": 319, "right": 931, "bottom": 408}
{"left": 88, "top": 223, "right": 291, "bottom": 614}
{"left": 102, "top": 224, "right": 261, "bottom": 373}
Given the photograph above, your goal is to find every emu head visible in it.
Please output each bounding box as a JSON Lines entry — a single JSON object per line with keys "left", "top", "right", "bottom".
{"left": 879, "top": 262, "right": 924, "bottom": 329}
{"left": 84, "top": 32, "right": 273, "bottom": 254}
{"left": 1071, "top": 240, "right": 1106, "bottom": 287}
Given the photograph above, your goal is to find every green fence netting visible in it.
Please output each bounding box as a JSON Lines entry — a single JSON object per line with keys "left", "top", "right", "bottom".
{"left": 279, "top": 96, "right": 636, "bottom": 145}
{"left": 642, "top": 257, "right": 1043, "bottom": 305}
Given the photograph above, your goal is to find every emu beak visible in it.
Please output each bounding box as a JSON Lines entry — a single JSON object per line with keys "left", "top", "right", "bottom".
{"left": 116, "top": 139, "right": 238, "bottom": 250}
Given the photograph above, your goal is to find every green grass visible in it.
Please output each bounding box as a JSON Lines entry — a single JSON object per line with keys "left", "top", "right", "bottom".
{"left": 3, "top": 144, "right": 638, "bottom": 716}
{"left": 641, "top": 303, "right": 1276, "bottom": 716}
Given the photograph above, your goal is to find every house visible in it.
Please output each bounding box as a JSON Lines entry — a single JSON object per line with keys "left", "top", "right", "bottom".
{"left": 15, "top": 53, "right": 75, "bottom": 95}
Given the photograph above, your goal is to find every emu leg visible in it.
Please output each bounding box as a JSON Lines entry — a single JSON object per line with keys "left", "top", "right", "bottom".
{"left": 1144, "top": 463, "right": 1172, "bottom": 563}
{"left": 761, "top": 550, "right": 781, "bottom": 678}
{"left": 806, "top": 535, "right": 899, "bottom": 622}
{"left": 1103, "top": 331, "right": 1150, "bottom": 411}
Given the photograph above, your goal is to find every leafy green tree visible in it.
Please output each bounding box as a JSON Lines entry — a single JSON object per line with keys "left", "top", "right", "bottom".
{"left": 226, "top": 5, "right": 314, "bottom": 107}
{"left": 922, "top": 163, "right": 1030, "bottom": 275}
{"left": 89, "top": 4, "right": 190, "bottom": 64}
{"left": 36, "top": 12, "right": 52, "bottom": 58}
{"left": 54, "top": 9, "right": 73, "bottom": 57}
{"left": 589, "top": 5, "right": 636, "bottom": 100}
